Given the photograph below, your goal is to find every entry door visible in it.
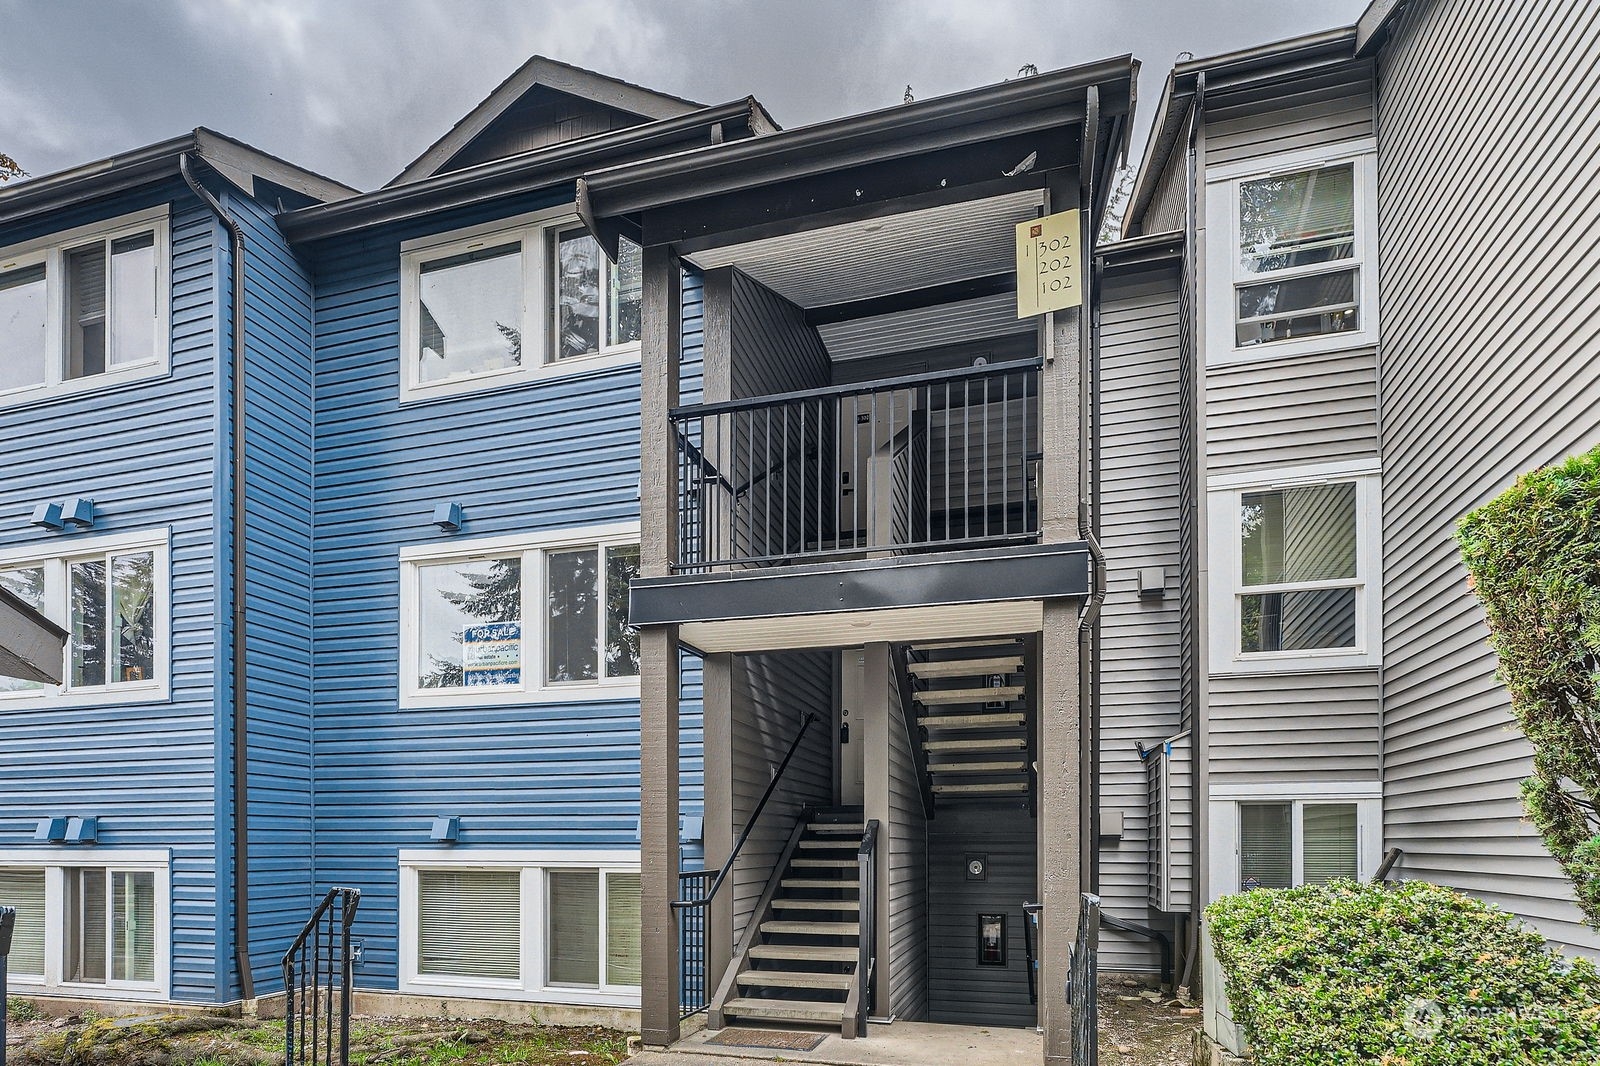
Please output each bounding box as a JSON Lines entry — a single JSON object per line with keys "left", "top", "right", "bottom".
{"left": 839, "top": 649, "right": 865, "bottom": 805}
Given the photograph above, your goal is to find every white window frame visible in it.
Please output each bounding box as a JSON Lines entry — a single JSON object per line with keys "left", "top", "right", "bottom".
{"left": 0, "top": 848, "right": 172, "bottom": 1001}
{"left": 1208, "top": 784, "right": 1382, "bottom": 903}
{"left": 0, "top": 528, "right": 172, "bottom": 708}
{"left": 1207, "top": 459, "right": 1381, "bottom": 674}
{"left": 398, "top": 522, "right": 642, "bottom": 708}
{"left": 1205, "top": 140, "right": 1378, "bottom": 366}
{"left": 0, "top": 206, "right": 171, "bottom": 407}
{"left": 397, "top": 207, "right": 641, "bottom": 403}
{"left": 397, "top": 848, "right": 641, "bottom": 1006}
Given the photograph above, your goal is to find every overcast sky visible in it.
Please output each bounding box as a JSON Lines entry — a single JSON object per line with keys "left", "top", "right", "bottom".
{"left": 0, "top": 0, "right": 1366, "bottom": 191}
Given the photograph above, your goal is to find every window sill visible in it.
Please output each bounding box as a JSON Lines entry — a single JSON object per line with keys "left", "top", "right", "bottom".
{"left": 399, "top": 681, "right": 641, "bottom": 710}
{"left": 1210, "top": 651, "right": 1379, "bottom": 677}
{"left": 399, "top": 345, "right": 641, "bottom": 407}
{"left": 0, "top": 361, "right": 171, "bottom": 412}
{"left": 0, "top": 682, "right": 170, "bottom": 712}
{"left": 1206, "top": 329, "right": 1377, "bottom": 369}
{"left": 397, "top": 978, "right": 640, "bottom": 1007}
{"left": 51, "top": 981, "right": 168, "bottom": 1001}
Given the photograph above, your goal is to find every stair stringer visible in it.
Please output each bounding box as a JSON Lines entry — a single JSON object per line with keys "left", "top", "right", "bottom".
{"left": 708, "top": 806, "right": 817, "bottom": 1029}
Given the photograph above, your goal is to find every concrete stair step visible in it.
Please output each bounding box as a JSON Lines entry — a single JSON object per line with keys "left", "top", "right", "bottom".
{"left": 771, "top": 898, "right": 860, "bottom": 912}
{"left": 924, "top": 737, "right": 1028, "bottom": 752}
{"left": 750, "top": 944, "right": 858, "bottom": 962}
{"left": 919, "top": 712, "right": 1027, "bottom": 729}
{"left": 761, "top": 920, "right": 859, "bottom": 936}
{"left": 915, "top": 686, "right": 1025, "bottom": 705}
{"left": 738, "top": 970, "right": 855, "bottom": 990}
{"left": 790, "top": 858, "right": 857, "bottom": 869}
{"left": 928, "top": 760, "right": 1029, "bottom": 773}
{"left": 908, "top": 656, "right": 1023, "bottom": 678}
{"left": 722, "top": 998, "right": 846, "bottom": 1024}
{"left": 781, "top": 878, "right": 860, "bottom": 890}
{"left": 931, "top": 781, "right": 1029, "bottom": 795}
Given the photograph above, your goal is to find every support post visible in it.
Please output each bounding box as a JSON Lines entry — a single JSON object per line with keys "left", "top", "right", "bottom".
{"left": 1038, "top": 168, "right": 1085, "bottom": 1066}
{"left": 640, "top": 243, "right": 683, "bottom": 1047}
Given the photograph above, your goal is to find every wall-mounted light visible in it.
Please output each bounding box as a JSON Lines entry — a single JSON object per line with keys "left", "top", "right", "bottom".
{"left": 65, "top": 816, "right": 98, "bottom": 844}
{"left": 61, "top": 498, "right": 96, "bottom": 529}
{"left": 431, "top": 502, "right": 464, "bottom": 533}
{"left": 430, "top": 816, "right": 461, "bottom": 843}
{"left": 30, "top": 502, "right": 64, "bottom": 530}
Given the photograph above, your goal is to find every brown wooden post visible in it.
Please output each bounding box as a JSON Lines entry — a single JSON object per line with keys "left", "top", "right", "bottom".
{"left": 640, "top": 242, "right": 683, "bottom": 1048}
{"left": 1038, "top": 169, "right": 1085, "bottom": 1066}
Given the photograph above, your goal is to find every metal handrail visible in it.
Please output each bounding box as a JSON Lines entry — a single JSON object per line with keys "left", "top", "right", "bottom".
{"left": 1, "top": 906, "right": 13, "bottom": 1066}
{"left": 856, "top": 820, "right": 880, "bottom": 1034}
{"left": 669, "top": 356, "right": 1043, "bottom": 421}
{"left": 672, "top": 711, "right": 819, "bottom": 911}
{"left": 284, "top": 887, "right": 361, "bottom": 1066}
{"left": 1098, "top": 910, "right": 1172, "bottom": 987}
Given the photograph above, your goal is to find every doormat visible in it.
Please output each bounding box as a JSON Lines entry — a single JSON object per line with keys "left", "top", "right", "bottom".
{"left": 707, "top": 1028, "right": 828, "bottom": 1052}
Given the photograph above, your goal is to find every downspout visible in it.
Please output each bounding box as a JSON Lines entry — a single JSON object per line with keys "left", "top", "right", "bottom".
{"left": 1078, "top": 89, "right": 1108, "bottom": 896}
{"left": 180, "top": 151, "right": 254, "bottom": 1001}
{"left": 1180, "top": 71, "right": 1207, "bottom": 997}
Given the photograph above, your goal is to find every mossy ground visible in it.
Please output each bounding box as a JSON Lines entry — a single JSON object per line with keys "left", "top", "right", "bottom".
{"left": 4, "top": 1007, "right": 629, "bottom": 1066}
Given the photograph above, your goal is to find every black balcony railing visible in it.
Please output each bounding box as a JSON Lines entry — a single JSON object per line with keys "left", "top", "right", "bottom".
{"left": 670, "top": 358, "right": 1042, "bottom": 571}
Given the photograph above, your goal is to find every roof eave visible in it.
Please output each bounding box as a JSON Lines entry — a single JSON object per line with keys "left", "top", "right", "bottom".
{"left": 280, "top": 97, "right": 766, "bottom": 244}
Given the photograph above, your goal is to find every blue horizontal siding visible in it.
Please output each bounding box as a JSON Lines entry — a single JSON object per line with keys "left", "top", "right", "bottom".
{"left": 308, "top": 188, "right": 651, "bottom": 991}
{"left": 0, "top": 180, "right": 223, "bottom": 1002}
{"left": 231, "top": 186, "right": 318, "bottom": 998}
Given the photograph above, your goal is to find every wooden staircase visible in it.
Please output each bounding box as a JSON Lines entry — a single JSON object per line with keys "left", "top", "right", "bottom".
{"left": 711, "top": 808, "right": 877, "bottom": 1038}
{"left": 905, "top": 638, "right": 1032, "bottom": 804}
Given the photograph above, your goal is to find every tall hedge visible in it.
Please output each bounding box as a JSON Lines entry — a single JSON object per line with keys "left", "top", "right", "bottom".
{"left": 1207, "top": 880, "right": 1600, "bottom": 1066}
{"left": 1457, "top": 445, "right": 1600, "bottom": 923}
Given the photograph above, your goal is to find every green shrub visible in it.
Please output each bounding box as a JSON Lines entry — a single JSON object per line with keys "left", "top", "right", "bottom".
{"left": 7, "top": 996, "right": 42, "bottom": 1023}
{"left": 1457, "top": 445, "right": 1600, "bottom": 923}
{"left": 1206, "top": 880, "right": 1600, "bottom": 1065}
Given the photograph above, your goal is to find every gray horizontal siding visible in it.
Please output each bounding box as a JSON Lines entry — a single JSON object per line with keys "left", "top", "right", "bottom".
{"left": 1208, "top": 670, "right": 1380, "bottom": 784}
{"left": 1096, "top": 264, "right": 1184, "bottom": 970}
{"left": 1375, "top": 0, "right": 1600, "bottom": 953}
{"left": 1205, "top": 348, "right": 1379, "bottom": 475}
{"left": 728, "top": 651, "right": 834, "bottom": 942}
{"left": 887, "top": 677, "right": 927, "bottom": 1020}
{"left": 1205, "top": 61, "right": 1374, "bottom": 168}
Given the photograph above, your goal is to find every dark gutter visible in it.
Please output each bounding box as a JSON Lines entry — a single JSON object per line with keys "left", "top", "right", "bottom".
{"left": 180, "top": 153, "right": 254, "bottom": 1002}
{"left": 0, "top": 135, "right": 194, "bottom": 226}
{"left": 1124, "top": 27, "right": 1360, "bottom": 237}
{"left": 278, "top": 98, "right": 766, "bottom": 243}
{"left": 1097, "top": 230, "right": 1184, "bottom": 269}
{"left": 579, "top": 56, "right": 1136, "bottom": 219}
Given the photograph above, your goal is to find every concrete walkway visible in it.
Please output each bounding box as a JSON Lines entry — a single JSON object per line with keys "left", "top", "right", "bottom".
{"left": 628, "top": 1021, "right": 1043, "bottom": 1066}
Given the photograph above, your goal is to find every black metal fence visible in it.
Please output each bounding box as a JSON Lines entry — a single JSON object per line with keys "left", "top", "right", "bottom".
{"left": 677, "top": 870, "right": 711, "bottom": 1018}
{"left": 1068, "top": 893, "right": 1102, "bottom": 1066}
{"left": 1, "top": 906, "right": 13, "bottom": 1066}
{"left": 671, "top": 358, "right": 1042, "bottom": 571}
{"left": 283, "top": 887, "right": 361, "bottom": 1066}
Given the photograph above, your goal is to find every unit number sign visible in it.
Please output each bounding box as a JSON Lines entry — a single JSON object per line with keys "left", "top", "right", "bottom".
{"left": 1015, "top": 209, "right": 1083, "bottom": 318}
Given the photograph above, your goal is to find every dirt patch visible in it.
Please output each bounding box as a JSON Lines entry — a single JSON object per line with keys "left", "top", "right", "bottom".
{"left": 1099, "top": 977, "right": 1200, "bottom": 1066}
{"left": 4, "top": 1009, "right": 630, "bottom": 1066}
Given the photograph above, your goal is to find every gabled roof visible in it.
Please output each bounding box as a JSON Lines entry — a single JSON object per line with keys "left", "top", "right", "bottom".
{"left": 0, "top": 127, "right": 357, "bottom": 229}
{"left": 389, "top": 55, "right": 704, "bottom": 187}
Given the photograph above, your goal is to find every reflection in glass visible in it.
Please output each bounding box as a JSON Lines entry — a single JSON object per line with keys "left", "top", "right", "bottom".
{"left": 109, "top": 233, "right": 157, "bottom": 368}
{"left": 417, "top": 244, "right": 522, "bottom": 384}
{"left": 547, "top": 549, "right": 598, "bottom": 682}
{"left": 556, "top": 230, "right": 602, "bottom": 359}
{"left": 71, "top": 559, "right": 108, "bottom": 687}
{"left": 417, "top": 557, "right": 521, "bottom": 688}
{"left": 0, "top": 264, "right": 47, "bottom": 392}
{"left": 605, "top": 545, "right": 640, "bottom": 678}
{"left": 0, "top": 567, "right": 47, "bottom": 693}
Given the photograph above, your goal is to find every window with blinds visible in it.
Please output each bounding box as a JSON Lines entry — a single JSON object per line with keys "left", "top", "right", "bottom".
{"left": 605, "top": 872, "right": 641, "bottom": 987}
{"left": 1303, "top": 804, "right": 1359, "bottom": 884}
{"left": 1239, "top": 803, "right": 1293, "bottom": 890}
{"left": 111, "top": 870, "right": 156, "bottom": 983}
{"left": 417, "top": 869, "right": 521, "bottom": 981}
{"left": 0, "top": 867, "right": 45, "bottom": 976}
{"left": 547, "top": 870, "right": 600, "bottom": 985}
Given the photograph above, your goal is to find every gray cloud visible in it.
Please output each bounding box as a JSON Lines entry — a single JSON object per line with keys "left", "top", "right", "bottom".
{"left": 0, "top": 0, "right": 1366, "bottom": 190}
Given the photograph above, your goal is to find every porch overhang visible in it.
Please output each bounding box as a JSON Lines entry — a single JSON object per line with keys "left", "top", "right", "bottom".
{"left": 0, "top": 585, "right": 67, "bottom": 686}
{"left": 631, "top": 542, "right": 1089, "bottom": 653}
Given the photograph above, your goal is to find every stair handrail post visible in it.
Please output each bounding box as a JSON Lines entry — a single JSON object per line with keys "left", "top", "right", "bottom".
{"left": 283, "top": 888, "right": 361, "bottom": 1066}
{"left": 856, "top": 820, "right": 880, "bottom": 1036}
{"left": 1, "top": 906, "right": 13, "bottom": 1066}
